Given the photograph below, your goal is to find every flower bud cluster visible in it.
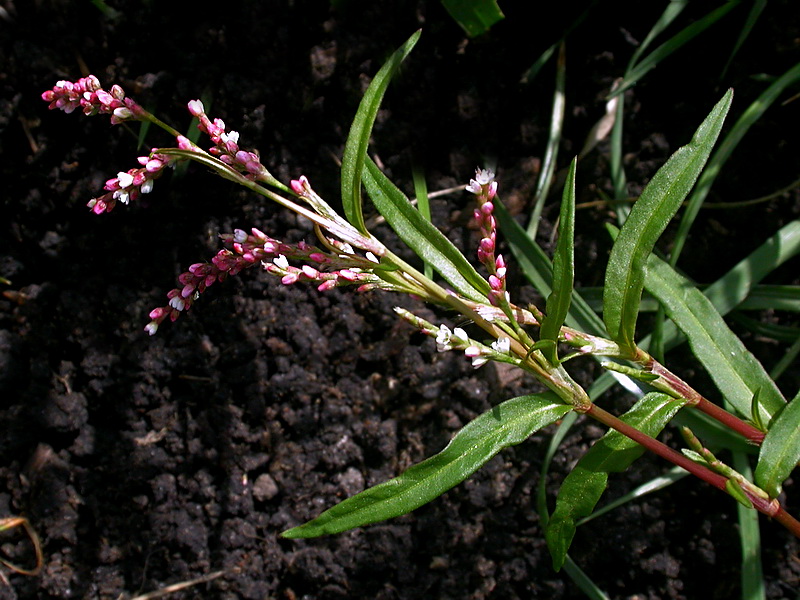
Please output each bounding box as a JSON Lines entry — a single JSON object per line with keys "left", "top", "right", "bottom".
{"left": 41, "top": 75, "right": 144, "bottom": 124}
{"left": 145, "top": 228, "right": 387, "bottom": 335}
{"left": 87, "top": 152, "right": 174, "bottom": 214}
{"left": 187, "top": 100, "right": 270, "bottom": 182}
{"left": 263, "top": 241, "right": 385, "bottom": 293}
{"left": 144, "top": 227, "right": 276, "bottom": 335}
{"left": 466, "top": 168, "right": 508, "bottom": 307}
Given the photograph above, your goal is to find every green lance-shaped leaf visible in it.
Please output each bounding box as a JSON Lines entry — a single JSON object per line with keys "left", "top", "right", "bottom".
{"left": 546, "top": 393, "right": 685, "bottom": 571}
{"left": 603, "top": 89, "right": 733, "bottom": 354}
{"left": 282, "top": 393, "right": 572, "bottom": 539}
{"left": 363, "top": 157, "right": 490, "bottom": 302}
{"left": 341, "top": 30, "right": 421, "bottom": 234}
{"left": 755, "top": 388, "right": 800, "bottom": 498}
{"left": 540, "top": 157, "right": 577, "bottom": 364}
{"left": 644, "top": 252, "right": 786, "bottom": 422}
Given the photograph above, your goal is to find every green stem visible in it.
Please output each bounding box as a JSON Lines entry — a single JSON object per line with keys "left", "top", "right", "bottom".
{"left": 141, "top": 111, "right": 183, "bottom": 139}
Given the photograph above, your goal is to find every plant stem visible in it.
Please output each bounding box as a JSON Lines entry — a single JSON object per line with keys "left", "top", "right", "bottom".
{"left": 586, "top": 403, "right": 800, "bottom": 536}
{"left": 645, "top": 356, "right": 766, "bottom": 444}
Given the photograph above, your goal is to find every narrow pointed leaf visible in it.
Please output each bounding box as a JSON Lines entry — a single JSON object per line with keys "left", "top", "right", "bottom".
{"left": 541, "top": 157, "right": 577, "bottom": 364}
{"left": 341, "top": 31, "right": 420, "bottom": 233}
{"left": 603, "top": 89, "right": 732, "bottom": 353}
{"left": 282, "top": 393, "right": 572, "bottom": 538}
{"left": 755, "top": 389, "right": 800, "bottom": 498}
{"left": 546, "top": 393, "right": 685, "bottom": 570}
{"left": 643, "top": 252, "right": 786, "bottom": 421}
{"left": 363, "top": 157, "right": 490, "bottom": 302}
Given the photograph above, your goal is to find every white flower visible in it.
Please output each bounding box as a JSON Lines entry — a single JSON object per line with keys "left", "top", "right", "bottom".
{"left": 187, "top": 99, "right": 205, "bottom": 116}
{"left": 492, "top": 336, "right": 511, "bottom": 354}
{"left": 112, "top": 189, "right": 130, "bottom": 205}
{"left": 233, "top": 229, "right": 248, "bottom": 243}
{"left": 452, "top": 327, "right": 469, "bottom": 343}
{"left": 273, "top": 255, "right": 289, "bottom": 269}
{"left": 220, "top": 130, "right": 239, "bottom": 144}
{"left": 475, "top": 168, "right": 495, "bottom": 185}
{"left": 140, "top": 179, "right": 154, "bottom": 194}
{"left": 471, "top": 356, "right": 489, "bottom": 369}
{"left": 112, "top": 107, "right": 133, "bottom": 121}
{"left": 436, "top": 325, "right": 453, "bottom": 352}
{"left": 169, "top": 296, "right": 186, "bottom": 311}
{"left": 466, "top": 167, "right": 496, "bottom": 195}
{"left": 116, "top": 171, "right": 134, "bottom": 188}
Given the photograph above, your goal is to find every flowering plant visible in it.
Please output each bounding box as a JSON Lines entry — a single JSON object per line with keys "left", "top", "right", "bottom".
{"left": 42, "top": 30, "right": 800, "bottom": 576}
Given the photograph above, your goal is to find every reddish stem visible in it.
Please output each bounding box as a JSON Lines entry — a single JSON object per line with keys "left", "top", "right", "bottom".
{"left": 647, "top": 358, "right": 765, "bottom": 444}
{"left": 586, "top": 404, "right": 799, "bottom": 536}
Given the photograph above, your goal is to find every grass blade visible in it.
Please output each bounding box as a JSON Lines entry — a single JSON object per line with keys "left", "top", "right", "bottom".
{"left": 610, "top": 1, "right": 740, "bottom": 98}
{"left": 546, "top": 393, "right": 685, "bottom": 570}
{"left": 527, "top": 42, "right": 566, "bottom": 240}
{"left": 755, "top": 389, "right": 800, "bottom": 498}
{"left": 341, "top": 31, "right": 420, "bottom": 233}
{"left": 363, "top": 157, "right": 490, "bottom": 302}
{"left": 282, "top": 393, "right": 572, "bottom": 538}
{"left": 603, "top": 90, "right": 733, "bottom": 353}
{"left": 562, "top": 556, "right": 610, "bottom": 600}
{"left": 440, "top": 0, "right": 504, "bottom": 37}
{"left": 670, "top": 60, "right": 800, "bottom": 264}
{"left": 609, "top": 0, "right": 689, "bottom": 221}
{"left": 540, "top": 157, "right": 577, "bottom": 364}
{"left": 411, "top": 166, "right": 433, "bottom": 280}
{"left": 732, "top": 452, "right": 766, "bottom": 600}
{"left": 720, "top": 0, "right": 767, "bottom": 80}
{"left": 578, "top": 466, "right": 688, "bottom": 526}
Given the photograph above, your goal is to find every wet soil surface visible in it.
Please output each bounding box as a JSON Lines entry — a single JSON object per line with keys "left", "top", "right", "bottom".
{"left": 2, "top": 1, "right": 800, "bottom": 598}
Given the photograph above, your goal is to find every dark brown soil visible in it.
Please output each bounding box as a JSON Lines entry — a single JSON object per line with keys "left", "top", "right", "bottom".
{"left": 2, "top": 1, "right": 799, "bottom": 598}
